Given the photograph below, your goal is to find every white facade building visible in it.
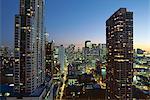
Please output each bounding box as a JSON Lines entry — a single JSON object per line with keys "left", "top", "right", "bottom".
{"left": 14, "top": 0, "right": 45, "bottom": 94}
{"left": 58, "top": 45, "right": 65, "bottom": 71}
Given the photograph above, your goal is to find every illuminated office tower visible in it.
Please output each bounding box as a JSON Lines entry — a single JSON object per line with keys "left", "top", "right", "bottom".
{"left": 58, "top": 45, "right": 65, "bottom": 71}
{"left": 14, "top": 0, "right": 45, "bottom": 94}
{"left": 106, "top": 8, "right": 133, "bottom": 99}
{"left": 66, "top": 44, "right": 75, "bottom": 64}
{"left": 45, "top": 41, "right": 54, "bottom": 77}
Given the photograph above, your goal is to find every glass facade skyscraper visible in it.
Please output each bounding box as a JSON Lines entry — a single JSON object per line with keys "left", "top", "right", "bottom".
{"left": 14, "top": 0, "right": 45, "bottom": 94}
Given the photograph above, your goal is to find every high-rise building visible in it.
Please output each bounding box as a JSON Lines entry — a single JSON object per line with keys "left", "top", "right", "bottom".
{"left": 83, "top": 41, "right": 100, "bottom": 68}
{"left": 0, "top": 56, "right": 14, "bottom": 85}
{"left": 66, "top": 44, "right": 75, "bottom": 64}
{"left": 106, "top": 8, "right": 133, "bottom": 99}
{"left": 14, "top": 0, "right": 45, "bottom": 94}
{"left": 99, "top": 43, "right": 106, "bottom": 62}
{"left": 53, "top": 46, "right": 61, "bottom": 75}
{"left": 45, "top": 41, "right": 54, "bottom": 77}
{"left": 58, "top": 45, "right": 65, "bottom": 71}
{"left": 85, "top": 40, "right": 91, "bottom": 48}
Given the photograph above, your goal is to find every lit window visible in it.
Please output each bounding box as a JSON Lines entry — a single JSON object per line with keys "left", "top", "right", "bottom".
{"left": 15, "top": 59, "right": 19, "bottom": 62}
{"left": 28, "top": 29, "right": 31, "bottom": 32}
{"left": 114, "top": 49, "right": 117, "bottom": 51}
{"left": 109, "top": 46, "right": 112, "bottom": 48}
{"left": 27, "top": 54, "right": 31, "bottom": 56}
{"left": 119, "top": 13, "right": 122, "bottom": 15}
{"left": 22, "top": 27, "right": 27, "bottom": 29}
{"left": 129, "top": 37, "right": 133, "bottom": 39}
{"left": 27, "top": 13, "right": 31, "bottom": 16}
{"left": 122, "top": 84, "right": 126, "bottom": 86}
{"left": 120, "top": 29, "right": 123, "bottom": 31}
{"left": 111, "top": 35, "right": 114, "bottom": 37}
{"left": 117, "top": 41, "right": 120, "bottom": 43}
{"left": 114, "top": 59, "right": 129, "bottom": 62}
{"left": 128, "top": 32, "right": 131, "bottom": 35}
{"left": 4, "top": 93, "right": 10, "bottom": 96}
{"left": 16, "top": 24, "right": 20, "bottom": 27}
{"left": 15, "top": 48, "right": 20, "bottom": 51}
{"left": 114, "top": 55, "right": 124, "bottom": 58}
{"left": 123, "top": 43, "right": 126, "bottom": 47}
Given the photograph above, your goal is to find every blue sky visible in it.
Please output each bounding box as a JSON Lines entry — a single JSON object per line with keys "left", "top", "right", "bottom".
{"left": 1, "top": 0, "right": 150, "bottom": 50}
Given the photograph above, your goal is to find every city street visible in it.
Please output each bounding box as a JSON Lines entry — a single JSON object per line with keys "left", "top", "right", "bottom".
{"left": 59, "top": 67, "right": 68, "bottom": 100}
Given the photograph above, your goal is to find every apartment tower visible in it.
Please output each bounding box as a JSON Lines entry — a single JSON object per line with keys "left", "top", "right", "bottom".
{"left": 106, "top": 8, "right": 133, "bottom": 99}
{"left": 14, "top": 0, "right": 45, "bottom": 94}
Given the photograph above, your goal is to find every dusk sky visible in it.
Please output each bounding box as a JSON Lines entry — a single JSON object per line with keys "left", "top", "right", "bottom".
{"left": 1, "top": 0, "right": 150, "bottom": 51}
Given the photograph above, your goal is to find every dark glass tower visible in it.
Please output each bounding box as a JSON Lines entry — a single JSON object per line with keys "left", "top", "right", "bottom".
{"left": 14, "top": 0, "right": 45, "bottom": 94}
{"left": 106, "top": 8, "right": 133, "bottom": 99}
{"left": 45, "top": 41, "right": 54, "bottom": 77}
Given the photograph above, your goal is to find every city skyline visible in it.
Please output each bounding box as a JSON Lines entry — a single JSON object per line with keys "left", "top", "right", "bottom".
{"left": 1, "top": 0, "right": 150, "bottom": 99}
{"left": 1, "top": 0, "right": 150, "bottom": 51}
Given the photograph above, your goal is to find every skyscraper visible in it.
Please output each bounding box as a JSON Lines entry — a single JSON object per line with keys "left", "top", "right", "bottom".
{"left": 106, "top": 8, "right": 133, "bottom": 99}
{"left": 66, "top": 44, "right": 75, "bottom": 64}
{"left": 14, "top": 0, "right": 45, "bottom": 94}
{"left": 45, "top": 41, "right": 54, "bottom": 77}
{"left": 58, "top": 45, "right": 65, "bottom": 71}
